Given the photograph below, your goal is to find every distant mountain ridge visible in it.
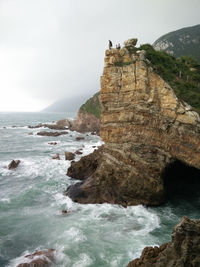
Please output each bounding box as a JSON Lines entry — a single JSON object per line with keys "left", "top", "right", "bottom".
{"left": 153, "top": 24, "right": 200, "bottom": 62}
{"left": 42, "top": 94, "right": 92, "bottom": 113}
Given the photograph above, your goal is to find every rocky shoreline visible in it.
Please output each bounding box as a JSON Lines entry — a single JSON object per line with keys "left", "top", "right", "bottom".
{"left": 7, "top": 39, "right": 200, "bottom": 267}
{"left": 127, "top": 216, "right": 200, "bottom": 267}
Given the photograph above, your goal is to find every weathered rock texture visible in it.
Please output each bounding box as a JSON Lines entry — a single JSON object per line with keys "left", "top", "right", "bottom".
{"left": 67, "top": 40, "right": 200, "bottom": 206}
{"left": 127, "top": 216, "right": 200, "bottom": 267}
{"left": 16, "top": 249, "right": 55, "bottom": 267}
{"left": 8, "top": 160, "right": 21, "bottom": 170}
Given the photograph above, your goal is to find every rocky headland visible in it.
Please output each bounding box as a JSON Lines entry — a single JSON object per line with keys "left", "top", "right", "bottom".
{"left": 66, "top": 38, "right": 200, "bottom": 206}
{"left": 69, "top": 92, "right": 101, "bottom": 134}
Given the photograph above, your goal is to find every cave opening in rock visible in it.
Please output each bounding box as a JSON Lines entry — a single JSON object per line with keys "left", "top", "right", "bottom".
{"left": 162, "top": 160, "right": 200, "bottom": 202}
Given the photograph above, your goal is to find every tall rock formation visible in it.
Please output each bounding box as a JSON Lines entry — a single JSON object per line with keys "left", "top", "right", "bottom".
{"left": 66, "top": 39, "right": 200, "bottom": 206}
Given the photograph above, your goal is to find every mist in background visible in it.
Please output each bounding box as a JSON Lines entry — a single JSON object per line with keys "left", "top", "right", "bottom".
{"left": 0, "top": 0, "right": 199, "bottom": 111}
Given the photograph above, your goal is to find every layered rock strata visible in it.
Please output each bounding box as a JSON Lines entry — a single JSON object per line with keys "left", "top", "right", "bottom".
{"left": 67, "top": 41, "right": 200, "bottom": 206}
{"left": 127, "top": 216, "right": 200, "bottom": 267}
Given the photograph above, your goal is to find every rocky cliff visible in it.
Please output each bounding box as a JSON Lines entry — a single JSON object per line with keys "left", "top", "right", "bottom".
{"left": 66, "top": 39, "right": 200, "bottom": 206}
{"left": 127, "top": 216, "right": 200, "bottom": 267}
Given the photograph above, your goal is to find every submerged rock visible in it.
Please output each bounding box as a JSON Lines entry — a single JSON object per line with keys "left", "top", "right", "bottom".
{"left": 8, "top": 160, "right": 20, "bottom": 170}
{"left": 75, "top": 136, "right": 85, "bottom": 141}
{"left": 37, "top": 131, "right": 68, "bottom": 137}
{"left": 127, "top": 216, "right": 200, "bottom": 267}
{"left": 66, "top": 39, "right": 200, "bottom": 206}
{"left": 16, "top": 249, "right": 55, "bottom": 267}
{"left": 48, "top": 142, "right": 57, "bottom": 145}
{"left": 52, "top": 153, "right": 60, "bottom": 160}
{"left": 75, "top": 149, "right": 83, "bottom": 155}
{"left": 28, "top": 120, "right": 70, "bottom": 130}
{"left": 61, "top": 209, "right": 68, "bottom": 215}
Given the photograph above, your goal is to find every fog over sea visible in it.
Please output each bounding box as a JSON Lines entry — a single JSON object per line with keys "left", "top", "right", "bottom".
{"left": 0, "top": 112, "right": 199, "bottom": 267}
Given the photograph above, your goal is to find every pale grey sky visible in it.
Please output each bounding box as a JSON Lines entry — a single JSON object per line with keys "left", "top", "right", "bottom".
{"left": 0, "top": 0, "right": 199, "bottom": 111}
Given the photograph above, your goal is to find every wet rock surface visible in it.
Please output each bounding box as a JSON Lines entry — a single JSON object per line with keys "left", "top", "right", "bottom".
{"left": 16, "top": 249, "right": 55, "bottom": 267}
{"left": 65, "top": 152, "right": 75, "bottom": 161}
{"left": 66, "top": 40, "right": 200, "bottom": 206}
{"left": 66, "top": 147, "right": 102, "bottom": 181}
{"left": 48, "top": 142, "right": 57, "bottom": 145}
{"left": 28, "top": 119, "right": 71, "bottom": 130}
{"left": 52, "top": 153, "right": 60, "bottom": 160}
{"left": 127, "top": 217, "right": 200, "bottom": 267}
{"left": 37, "top": 131, "right": 68, "bottom": 137}
{"left": 75, "top": 136, "right": 85, "bottom": 141}
{"left": 8, "top": 160, "right": 21, "bottom": 170}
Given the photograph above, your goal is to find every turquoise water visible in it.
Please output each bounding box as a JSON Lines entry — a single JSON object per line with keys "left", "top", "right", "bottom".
{"left": 0, "top": 112, "right": 199, "bottom": 267}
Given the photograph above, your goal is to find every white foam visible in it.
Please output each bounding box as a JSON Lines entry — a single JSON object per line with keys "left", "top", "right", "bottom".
{"left": 110, "top": 255, "right": 123, "bottom": 267}
{"left": 7, "top": 250, "right": 33, "bottom": 267}
{"left": 63, "top": 227, "right": 87, "bottom": 243}
{"left": 72, "top": 253, "right": 93, "bottom": 267}
{"left": 53, "top": 193, "right": 68, "bottom": 206}
{"left": 0, "top": 198, "right": 10, "bottom": 203}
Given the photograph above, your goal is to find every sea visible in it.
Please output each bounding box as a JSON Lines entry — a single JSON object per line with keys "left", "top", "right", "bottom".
{"left": 0, "top": 112, "right": 199, "bottom": 267}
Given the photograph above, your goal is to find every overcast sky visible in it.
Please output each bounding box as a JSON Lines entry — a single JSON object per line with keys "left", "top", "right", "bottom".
{"left": 0, "top": 0, "right": 199, "bottom": 111}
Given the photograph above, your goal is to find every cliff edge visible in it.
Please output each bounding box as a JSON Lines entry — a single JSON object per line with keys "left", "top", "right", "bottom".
{"left": 66, "top": 39, "right": 200, "bottom": 206}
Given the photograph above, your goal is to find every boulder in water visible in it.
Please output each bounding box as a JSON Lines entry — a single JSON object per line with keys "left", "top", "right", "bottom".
{"left": 75, "top": 149, "right": 83, "bottom": 155}
{"left": 16, "top": 249, "right": 55, "bottom": 267}
{"left": 48, "top": 142, "right": 57, "bottom": 145}
{"left": 65, "top": 152, "right": 75, "bottom": 161}
{"left": 37, "top": 131, "right": 68, "bottom": 137}
{"left": 76, "top": 136, "right": 85, "bottom": 141}
{"left": 52, "top": 153, "right": 60, "bottom": 160}
{"left": 61, "top": 209, "right": 68, "bottom": 215}
{"left": 8, "top": 160, "right": 20, "bottom": 170}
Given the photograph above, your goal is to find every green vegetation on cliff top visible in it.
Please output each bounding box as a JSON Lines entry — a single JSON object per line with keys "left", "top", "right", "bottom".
{"left": 79, "top": 92, "right": 101, "bottom": 118}
{"left": 140, "top": 44, "right": 200, "bottom": 112}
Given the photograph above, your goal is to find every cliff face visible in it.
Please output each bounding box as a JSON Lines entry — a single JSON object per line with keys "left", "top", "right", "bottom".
{"left": 67, "top": 41, "right": 200, "bottom": 206}
{"left": 127, "top": 216, "right": 200, "bottom": 267}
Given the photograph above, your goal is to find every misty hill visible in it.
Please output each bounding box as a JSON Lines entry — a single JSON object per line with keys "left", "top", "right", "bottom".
{"left": 153, "top": 24, "right": 200, "bottom": 62}
{"left": 42, "top": 94, "right": 94, "bottom": 113}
